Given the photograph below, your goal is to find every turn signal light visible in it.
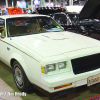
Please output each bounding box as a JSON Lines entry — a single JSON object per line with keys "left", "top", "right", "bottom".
{"left": 54, "top": 83, "right": 72, "bottom": 90}
{"left": 41, "top": 66, "right": 44, "bottom": 73}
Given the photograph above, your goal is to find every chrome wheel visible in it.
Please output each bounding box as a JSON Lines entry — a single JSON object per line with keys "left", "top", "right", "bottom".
{"left": 14, "top": 64, "right": 24, "bottom": 88}
{"left": 13, "top": 61, "right": 33, "bottom": 92}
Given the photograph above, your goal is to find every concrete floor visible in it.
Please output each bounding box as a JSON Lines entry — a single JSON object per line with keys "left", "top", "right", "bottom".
{"left": 0, "top": 61, "right": 100, "bottom": 100}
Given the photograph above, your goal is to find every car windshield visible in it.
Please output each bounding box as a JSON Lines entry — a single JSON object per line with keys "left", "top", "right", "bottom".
{"left": 55, "top": 14, "right": 67, "bottom": 25}
{"left": 68, "top": 13, "right": 78, "bottom": 21}
{"left": 6, "top": 16, "right": 64, "bottom": 37}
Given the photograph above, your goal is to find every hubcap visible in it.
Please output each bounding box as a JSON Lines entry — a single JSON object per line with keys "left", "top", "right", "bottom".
{"left": 14, "top": 64, "right": 23, "bottom": 88}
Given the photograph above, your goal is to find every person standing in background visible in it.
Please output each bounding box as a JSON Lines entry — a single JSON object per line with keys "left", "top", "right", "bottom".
{"left": 2, "top": 10, "right": 5, "bottom": 15}
{"left": 4, "top": 8, "right": 9, "bottom": 15}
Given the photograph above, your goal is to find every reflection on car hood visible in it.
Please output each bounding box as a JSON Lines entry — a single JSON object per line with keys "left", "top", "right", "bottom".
{"left": 12, "top": 31, "right": 100, "bottom": 57}
{"left": 79, "top": 0, "right": 100, "bottom": 19}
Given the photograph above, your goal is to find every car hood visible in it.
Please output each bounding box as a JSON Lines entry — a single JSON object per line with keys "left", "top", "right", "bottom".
{"left": 12, "top": 31, "right": 100, "bottom": 57}
{"left": 79, "top": 0, "right": 100, "bottom": 19}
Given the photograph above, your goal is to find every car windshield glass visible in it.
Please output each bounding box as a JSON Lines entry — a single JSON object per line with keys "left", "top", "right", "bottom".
{"left": 55, "top": 14, "right": 67, "bottom": 25}
{"left": 68, "top": 13, "right": 79, "bottom": 22}
{"left": 6, "top": 16, "right": 63, "bottom": 37}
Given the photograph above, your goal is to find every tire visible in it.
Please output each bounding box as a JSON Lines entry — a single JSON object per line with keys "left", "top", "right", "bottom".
{"left": 12, "top": 60, "right": 33, "bottom": 92}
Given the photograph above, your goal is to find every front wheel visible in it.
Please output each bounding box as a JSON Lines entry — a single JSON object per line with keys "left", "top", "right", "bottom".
{"left": 12, "top": 60, "right": 33, "bottom": 92}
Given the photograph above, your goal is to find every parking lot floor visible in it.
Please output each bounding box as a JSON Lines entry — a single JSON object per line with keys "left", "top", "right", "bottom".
{"left": 0, "top": 61, "right": 100, "bottom": 100}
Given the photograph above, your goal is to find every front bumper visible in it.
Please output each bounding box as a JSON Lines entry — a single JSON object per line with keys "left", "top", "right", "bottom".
{"left": 41, "top": 68, "right": 100, "bottom": 93}
{"left": 32, "top": 83, "right": 75, "bottom": 97}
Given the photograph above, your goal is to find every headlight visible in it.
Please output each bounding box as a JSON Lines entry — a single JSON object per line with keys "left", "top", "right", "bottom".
{"left": 58, "top": 62, "right": 66, "bottom": 69}
{"left": 41, "top": 61, "right": 66, "bottom": 74}
{"left": 45, "top": 64, "right": 56, "bottom": 73}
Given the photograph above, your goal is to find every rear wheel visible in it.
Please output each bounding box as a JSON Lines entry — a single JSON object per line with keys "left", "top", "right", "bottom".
{"left": 12, "top": 60, "right": 33, "bottom": 92}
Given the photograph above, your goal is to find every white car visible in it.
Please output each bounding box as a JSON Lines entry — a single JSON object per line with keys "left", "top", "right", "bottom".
{"left": 0, "top": 6, "right": 100, "bottom": 96}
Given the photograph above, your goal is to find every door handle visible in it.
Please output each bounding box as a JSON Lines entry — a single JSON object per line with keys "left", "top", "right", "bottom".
{"left": 7, "top": 47, "right": 10, "bottom": 51}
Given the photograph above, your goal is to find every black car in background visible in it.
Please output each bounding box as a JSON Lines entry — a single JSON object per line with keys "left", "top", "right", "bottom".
{"left": 36, "top": 0, "right": 100, "bottom": 40}
{"left": 49, "top": 12, "right": 74, "bottom": 30}
{"left": 66, "top": 0, "right": 100, "bottom": 40}
{"left": 74, "top": 0, "right": 100, "bottom": 40}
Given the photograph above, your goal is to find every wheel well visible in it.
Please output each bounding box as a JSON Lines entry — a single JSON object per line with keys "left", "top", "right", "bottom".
{"left": 11, "top": 58, "right": 32, "bottom": 86}
{"left": 10, "top": 59, "right": 16, "bottom": 68}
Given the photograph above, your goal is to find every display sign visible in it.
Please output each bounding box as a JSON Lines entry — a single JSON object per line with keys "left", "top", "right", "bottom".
{"left": 7, "top": 8, "right": 23, "bottom": 15}
{"left": 66, "top": 6, "right": 83, "bottom": 13}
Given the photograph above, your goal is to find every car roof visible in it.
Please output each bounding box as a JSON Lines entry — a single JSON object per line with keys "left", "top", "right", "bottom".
{"left": 54, "top": 12, "right": 66, "bottom": 14}
{"left": 36, "top": 7, "right": 66, "bottom": 15}
{"left": 0, "top": 14, "right": 48, "bottom": 19}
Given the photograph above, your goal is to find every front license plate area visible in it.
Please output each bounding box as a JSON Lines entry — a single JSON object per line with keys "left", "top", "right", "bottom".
{"left": 87, "top": 74, "right": 100, "bottom": 86}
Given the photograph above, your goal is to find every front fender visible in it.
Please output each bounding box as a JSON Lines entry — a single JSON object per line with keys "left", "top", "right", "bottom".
{"left": 9, "top": 53, "right": 30, "bottom": 81}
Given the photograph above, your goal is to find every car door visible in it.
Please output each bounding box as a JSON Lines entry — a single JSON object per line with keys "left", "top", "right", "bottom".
{"left": 0, "top": 18, "right": 10, "bottom": 65}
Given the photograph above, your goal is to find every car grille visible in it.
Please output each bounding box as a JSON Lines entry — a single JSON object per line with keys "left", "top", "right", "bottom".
{"left": 71, "top": 53, "right": 100, "bottom": 74}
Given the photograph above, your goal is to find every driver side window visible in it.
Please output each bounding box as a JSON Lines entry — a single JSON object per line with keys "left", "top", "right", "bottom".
{"left": 0, "top": 19, "right": 5, "bottom": 37}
